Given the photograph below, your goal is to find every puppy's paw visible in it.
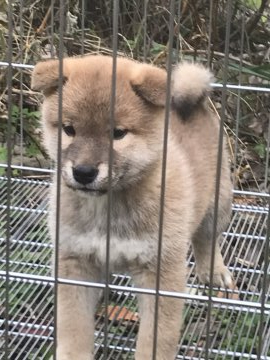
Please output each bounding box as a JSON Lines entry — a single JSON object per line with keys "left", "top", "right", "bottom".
{"left": 197, "top": 264, "right": 233, "bottom": 289}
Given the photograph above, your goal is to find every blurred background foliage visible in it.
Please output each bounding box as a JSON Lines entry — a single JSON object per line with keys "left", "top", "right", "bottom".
{"left": 0, "top": 0, "right": 269, "bottom": 190}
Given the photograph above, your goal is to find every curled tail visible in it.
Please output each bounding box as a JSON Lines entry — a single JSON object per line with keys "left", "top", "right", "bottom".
{"left": 171, "top": 63, "right": 213, "bottom": 120}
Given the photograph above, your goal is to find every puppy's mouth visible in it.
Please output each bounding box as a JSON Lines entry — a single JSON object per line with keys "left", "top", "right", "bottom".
{"left": 66, "top": 184, "right": 107, "bottom": 196}
{"left": 79, "top": 187, "right": 107, "bottom": 196}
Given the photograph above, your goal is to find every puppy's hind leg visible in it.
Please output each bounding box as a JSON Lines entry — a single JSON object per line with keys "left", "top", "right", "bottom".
{"left": 56, "top": 256, "right": 100, "bottom": 360}
{"left": 192, "top": 199, "right": 233, "bottom": 288}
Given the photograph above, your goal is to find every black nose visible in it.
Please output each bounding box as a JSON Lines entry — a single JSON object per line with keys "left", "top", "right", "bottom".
{"left": 72, "top": 165, "right": 99, "bottom": 185}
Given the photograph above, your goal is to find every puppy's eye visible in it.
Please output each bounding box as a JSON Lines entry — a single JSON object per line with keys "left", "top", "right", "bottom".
{"left": 63, "top": 125, "right": 75, "bottom": 137}
{"left": 113, "top": 128, "right": 128, "bottom": 140}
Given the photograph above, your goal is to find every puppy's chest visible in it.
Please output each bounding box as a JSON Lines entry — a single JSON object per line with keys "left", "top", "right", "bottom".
{"left": 60, "top": 199, "right": 158, "bottom": 268}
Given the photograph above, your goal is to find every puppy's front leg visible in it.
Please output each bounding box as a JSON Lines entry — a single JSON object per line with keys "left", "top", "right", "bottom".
{"left": 56, "top": 256, "right": 99, "bottom": 360}
{"left": 133, "top": 263, "right": 186, "bottom": 360}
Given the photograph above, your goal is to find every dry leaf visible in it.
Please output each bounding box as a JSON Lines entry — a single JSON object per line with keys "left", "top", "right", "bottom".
{"left": 97, "top": 305, "right": 139, "bottom": 322}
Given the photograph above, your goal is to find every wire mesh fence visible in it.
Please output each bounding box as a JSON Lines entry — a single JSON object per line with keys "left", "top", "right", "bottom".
{"left": 0, "top": 178, "right": 269, "bottom": 359}
{"left": 0, "top": 0, "right": 270, "bottom": 359}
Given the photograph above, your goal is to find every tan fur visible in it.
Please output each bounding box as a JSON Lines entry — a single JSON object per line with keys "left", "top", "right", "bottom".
{"left": 32, "top": 55, "right": 233, "bottom": 360}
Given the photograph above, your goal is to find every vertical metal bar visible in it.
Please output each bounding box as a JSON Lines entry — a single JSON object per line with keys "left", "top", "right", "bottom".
{"left": 81, "top": 0, "right": 85, "bottom": 55}
{"left": 4, "top": 0, "right": 13, "bottom": 358}
{"left": 204, "top": 1, "right": 233, "bottom": 359}
{"left": 175, "top": 0, "right": 181, "bottom": 61}
{"left": 257, "top": 197, "right": 270, "bottom": 358}
{"left": 152, "top": 1, "right": 175, "bottom": 359}
{"left": 233, "top": 10, "right": 245, "bottom": 189}
{"left": 19, "top": 0, "right": 24, "bottom": 168}
{"left": 104, "top": 0, "right": 119, "bottom": 357}
{"left": 143, "top": 0, "right": 148, "bottom": 62}
{"left": 50, "top": 0, "right": 55, "bottom": 58}
{"left": 207, "top": 0, "right": 213, "bottom": 68}
{"left": 53, "top": 0, "right": 65, "bottom": 358}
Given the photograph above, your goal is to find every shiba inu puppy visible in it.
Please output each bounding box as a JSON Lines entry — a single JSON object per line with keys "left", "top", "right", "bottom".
{"left": 31, "top": 55, "right": 233, "bottom": 360}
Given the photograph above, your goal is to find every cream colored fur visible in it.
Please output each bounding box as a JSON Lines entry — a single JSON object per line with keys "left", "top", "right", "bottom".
{"left": 32, "top": 55, "right": 233, "bottom": 360}
{"left": 172, "top": 62, "right": 213, "bottom": 104}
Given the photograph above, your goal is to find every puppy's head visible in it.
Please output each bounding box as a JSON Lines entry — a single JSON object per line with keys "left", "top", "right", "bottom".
{"left": 32, "top": 56, "right": 167, "bottom": 195}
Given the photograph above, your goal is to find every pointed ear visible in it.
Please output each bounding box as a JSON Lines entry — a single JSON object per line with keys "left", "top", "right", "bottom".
{"left": 31, "top": 59, "right": 69, "bottom": 94}
{"left": 130, "top": 64, "right": 167, "bottom": 107}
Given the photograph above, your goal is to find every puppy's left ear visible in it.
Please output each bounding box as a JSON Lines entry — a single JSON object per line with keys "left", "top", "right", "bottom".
{"left": 130, "top": 65, "right": 167, "bottom": 107}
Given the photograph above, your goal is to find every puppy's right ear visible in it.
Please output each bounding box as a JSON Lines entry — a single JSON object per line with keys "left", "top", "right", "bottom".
{"left": 31, "top": 59, "right": 68, "bottom": 94}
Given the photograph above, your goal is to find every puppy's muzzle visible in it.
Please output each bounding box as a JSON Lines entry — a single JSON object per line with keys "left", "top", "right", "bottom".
{"left": 72, "top": 165, "right": 99, "bottom": 185}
